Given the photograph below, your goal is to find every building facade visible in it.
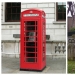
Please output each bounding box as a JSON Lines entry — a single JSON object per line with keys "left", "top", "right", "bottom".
{"left": 1, "top": 2, "right": 66, "bottom": 58}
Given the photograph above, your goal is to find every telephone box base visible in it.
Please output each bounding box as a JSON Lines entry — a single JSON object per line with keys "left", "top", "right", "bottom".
{"left": 20, "top": 66, "right": 46, "bottom": 72}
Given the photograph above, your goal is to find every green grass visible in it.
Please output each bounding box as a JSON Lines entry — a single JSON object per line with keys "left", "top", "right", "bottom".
{"left": 68, "top": 60, "right": 75, "bottom": 73}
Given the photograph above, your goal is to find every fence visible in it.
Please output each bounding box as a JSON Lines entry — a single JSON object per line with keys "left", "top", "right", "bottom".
{"left": 46, "top": 41, "right": 66, "bottom": 58}
{"left": 68, "top": 35, "right": 75, "bottom": 60}
{"left": 1, "top": 40, "right": 66, "bottom": 58}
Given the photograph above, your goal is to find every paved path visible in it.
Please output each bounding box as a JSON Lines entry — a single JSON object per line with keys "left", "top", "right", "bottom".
{"left": 1, "top": 56, "right": 66, "bottom": 74}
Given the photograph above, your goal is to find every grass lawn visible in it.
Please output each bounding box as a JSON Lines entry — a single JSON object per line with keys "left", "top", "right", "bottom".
{"left": 68, "top": 60, "right": 75, "bottom": 73}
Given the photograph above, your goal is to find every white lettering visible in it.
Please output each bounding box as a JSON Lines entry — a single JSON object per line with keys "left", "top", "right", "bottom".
{"left": 23, "top": 14, "right": 39, "bottom": 17}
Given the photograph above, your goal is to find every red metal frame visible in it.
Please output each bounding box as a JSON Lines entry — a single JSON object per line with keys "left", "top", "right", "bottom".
{"left": 20, "top": 9, "right": 46, "bottom": 71}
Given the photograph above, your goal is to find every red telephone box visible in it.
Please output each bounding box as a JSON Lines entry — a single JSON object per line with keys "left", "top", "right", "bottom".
{"left": 20, "top": 9, "right": 46, "bottom": 71}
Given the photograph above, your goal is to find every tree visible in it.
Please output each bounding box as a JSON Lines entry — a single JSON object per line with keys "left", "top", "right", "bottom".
{"left": 67, "top": 2, "right": 75, "bottom": 27}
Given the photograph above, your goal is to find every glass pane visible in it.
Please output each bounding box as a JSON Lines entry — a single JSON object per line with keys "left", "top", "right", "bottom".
{"left": 26, "top": 47, "right": 35, "bottom": 52}
{"left": 26, "top": 58, "right": 35, "bottom": 62}
{"left": 58, "top": 2, "right": 63, "bottom": 5}
{"left": 17, "top": 3, "right": 21, "bottom": 6}
{"left": 26, "top": 32, "right": 35, "bottom": 41}
{"left": 63, "top": 13, "right": 66, "bottom": 19}
{"left": 26, "top": 37, "right": 35, "bottom": 41}
{"left": 11, "top": 14, "right": 17, "bottom": 20}
{"left": 26, "top": 26, "right": 35, "bottom": 30}
{"left": 26, "top": 53, "right": 35, "bottom": 57}
{"left": 12, "top": 3, "right": 17, "bottom": 6}
{"left": 26, "top": 21, "right": 35, "bottom": 25}
{"left": 58, "top": 13, "right": 63, "bottom": 20}
{"left": 26, "top": 42, "right": 35, "bottom": 46}
{"left": 63, "top": 5, "right": 66, "bottom": 12}
{"left": 12, "top": 7, "right": 16, "bottom": 13}
{"left": 17, "top": 7, "right": 20, "bottom": 13}
{"left": 16, "top": 14, "right": 20, "bottom": 20}
{"left": 7, "top": 8, "right": 11, "bottom": 13}
{"left": 58, "top": 5, "right": 63, "bottom": 12}
{"left": 7, "top": 14, "right": 11, "bottom": 20}
{"left": 26, "top": 32, "right": 35, "bottom": 36}
{"left": 7, "top": 3, "right": 11, "bottom": 7}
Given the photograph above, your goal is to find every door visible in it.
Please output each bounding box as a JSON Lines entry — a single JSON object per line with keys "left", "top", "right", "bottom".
{"left": 21, "top": 19, "right": 40, "bottom": 69}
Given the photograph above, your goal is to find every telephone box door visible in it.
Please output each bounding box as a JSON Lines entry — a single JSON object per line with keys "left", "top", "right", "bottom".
{"left": 21, "top": 19, "right": 41, "bottom": 69}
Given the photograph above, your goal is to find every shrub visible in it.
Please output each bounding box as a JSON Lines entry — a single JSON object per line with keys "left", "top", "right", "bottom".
{"left": 70, "top": 27, "right": 75, "bottom": 32}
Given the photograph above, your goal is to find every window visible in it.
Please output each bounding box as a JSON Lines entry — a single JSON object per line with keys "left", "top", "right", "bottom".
{"left": 5, "top": 2, "right": 21, "bottom": 22}
{"left": 56, "top": 2, "right": 66, "bottom": 21}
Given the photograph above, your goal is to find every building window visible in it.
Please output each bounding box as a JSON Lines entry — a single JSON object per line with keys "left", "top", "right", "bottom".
{"left": 56, "top": 2, "right": 66, "bottom": 21}
{"left": 5, "top": 2, "right": 21, "bottom": 22}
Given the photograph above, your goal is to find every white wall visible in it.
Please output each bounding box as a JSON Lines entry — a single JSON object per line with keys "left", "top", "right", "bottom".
{"left": 1, "top": 2, "right": 3, "bottom": 23}
{"left": 1, "top": 2, "right": 66, "bottom": 41}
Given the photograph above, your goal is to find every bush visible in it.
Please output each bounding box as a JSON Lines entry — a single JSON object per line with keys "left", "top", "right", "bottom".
{"left": 72, "top": 34, "right": 75, "bottom": 39}
{"left": 70, "top": 27, "right": 75, "bottom": 32}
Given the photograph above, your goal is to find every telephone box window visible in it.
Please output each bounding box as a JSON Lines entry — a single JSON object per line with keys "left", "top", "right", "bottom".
{"left": 26, "top": 48, "right": 35, "bottom": 52}
{"left": 25, "top": 21, "right": 36, "bottom": 25}
{"left": 26, "top": 58, "right": 35, "bottom": 62}
{"left": 26, "top": 53, "right": 35, "bottom": 57}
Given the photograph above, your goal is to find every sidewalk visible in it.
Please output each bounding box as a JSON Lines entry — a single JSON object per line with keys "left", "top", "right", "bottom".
{"left": 1, "top": 56, "right": 66, "bottom": 74}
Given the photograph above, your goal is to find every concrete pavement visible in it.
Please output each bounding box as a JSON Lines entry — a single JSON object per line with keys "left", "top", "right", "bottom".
{"left": 1, "top": 56, "right": 66, "bottom": 74}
